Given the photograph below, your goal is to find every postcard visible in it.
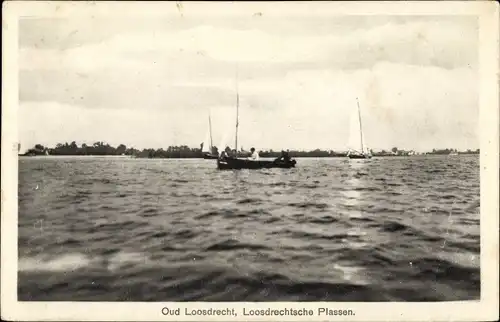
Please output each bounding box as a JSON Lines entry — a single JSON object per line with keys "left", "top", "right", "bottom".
{"left": 2, "top": 1, "right": 499, "bottom": 321}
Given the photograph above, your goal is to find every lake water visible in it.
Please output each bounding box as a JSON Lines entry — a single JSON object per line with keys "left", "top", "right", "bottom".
{"left": 18, "top": 155, "right": 480, "bottom": 301}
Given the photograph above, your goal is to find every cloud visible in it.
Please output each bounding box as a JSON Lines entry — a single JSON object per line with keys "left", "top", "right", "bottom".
{"left": 19, "top": 69, "right": 237, "bottom": 111}
{"left": 19, "top": 17, "right": 478, "bottom": 108}
{"left": 19, "top": 61, "right": 478, "bottom": 152}
{"left": 19, "top": 101, "right": 222, "bottom": 150}
{"left": 19, "top": 17, "right": 477, "bottom": 72}
{"left": 18, "top": 16, "right": 479, "bottom": 151}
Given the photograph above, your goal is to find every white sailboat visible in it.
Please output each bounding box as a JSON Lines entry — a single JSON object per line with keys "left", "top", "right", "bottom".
{"left": 347, "top": 97, "right": 372, "bottom": 159}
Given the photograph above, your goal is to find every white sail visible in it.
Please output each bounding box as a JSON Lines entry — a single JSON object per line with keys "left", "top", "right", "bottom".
{"left": 235, "top": 69, "right": 239, "bottom": 153}
{"left": 346, "top": 98, "right": 369, "bottom": 156}
{"left": 201, "top": 128, "right": 211, "bottom": 152}
{"left": 347, "top": 103, "right": 363, "bottom": 153}
{"left": 218, "top": 130, "right": 229, "bottom": 152}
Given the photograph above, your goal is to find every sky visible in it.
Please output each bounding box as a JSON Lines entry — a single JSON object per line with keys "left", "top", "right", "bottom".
{"left": 18, "top": 11, "right": 479, "bottom": 153}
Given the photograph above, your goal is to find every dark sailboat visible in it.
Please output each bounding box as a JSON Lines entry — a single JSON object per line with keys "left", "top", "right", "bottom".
{"left": 217, "top": 156, "right": 297, "bottom": 170}
{"left": 216, "top": 72, "right": 297, "bottom": 170}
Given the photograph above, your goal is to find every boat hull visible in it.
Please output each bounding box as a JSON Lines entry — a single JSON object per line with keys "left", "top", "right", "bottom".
{"left": 217, "top": 157, "right": 297, "bottom": 170}
{"left": 348, "top": 154, "right": 372, "bottom": 159}
{"left": 203, "top": 153, "right": 219, "bottom": 159}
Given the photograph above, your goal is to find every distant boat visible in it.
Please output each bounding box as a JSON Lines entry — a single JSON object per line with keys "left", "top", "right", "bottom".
{"left": 449, "top": 151, "right": 459, "bottom": 156}
{"left": 347, "top": 98, "right": 372, "bottom": 159}
{"left": 202, "top": 112, "right": 219, "bottom": 159}
{"left": 216, "top": 71, "right": 296, "bottom": 170}
{"left": 203, "top": 153, "right": 219, "bottom": 160}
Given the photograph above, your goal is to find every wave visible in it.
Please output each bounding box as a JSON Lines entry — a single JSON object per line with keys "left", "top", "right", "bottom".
{"left": 204, "top": 239, "right": 270, "bottom": 251}
{"left": 18, "top": 156, "right": 480, "bottom": 301}
{"left": 236, "top": 197, "right": 262, "bottom": 205}
{"left": 303, "top": 215, "right": 339, "bottom": 224}
{"left": 287, "top": 202, "right": 330, "bottom": 210}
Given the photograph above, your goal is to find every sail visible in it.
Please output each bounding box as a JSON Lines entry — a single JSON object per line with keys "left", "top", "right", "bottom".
{"left": 347, "top": 104, "right": 363, "bottom": 153}
{"left": 208, "top": 112, "right": 214, "bottom": 148}
{"left": 218, "top": 129, "right": 229, "bottom": 152}
{"left": 235, "top": 76, "right": 239, "bottom": 152}
{"left": 346, "top": 98, "right": 369, "bottom": 155}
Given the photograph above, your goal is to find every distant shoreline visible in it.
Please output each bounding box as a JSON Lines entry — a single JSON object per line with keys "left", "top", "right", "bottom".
{"left": 18, "top": 142, "right": 480, "bottom": 159}
{"left": 18, "top": 153, "right": 479, "bottom": 159}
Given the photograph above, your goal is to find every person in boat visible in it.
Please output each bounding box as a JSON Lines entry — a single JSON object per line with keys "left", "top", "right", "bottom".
{"left": 275, "top": 150, "right": 291, "bottom": 162}
{"left": 220, "top": 147, "right": 232, "bottom": 159}
{"left": 248, "top": 147, "right": 260, "bottom": 161}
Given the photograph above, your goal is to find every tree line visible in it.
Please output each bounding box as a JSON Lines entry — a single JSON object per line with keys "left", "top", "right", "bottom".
{"left": 20, "top": 142, "right": 479, "bottom": 158}
{"left": 21, "top": 142, "right": 206, "bottom": 158}
{"left": 427, "top": 148, "right": 479, "bottom": 155}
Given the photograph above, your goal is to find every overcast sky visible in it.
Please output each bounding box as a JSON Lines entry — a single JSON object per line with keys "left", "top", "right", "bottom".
{"left": 19, "top": 12, "right": 478, "bottom": 152}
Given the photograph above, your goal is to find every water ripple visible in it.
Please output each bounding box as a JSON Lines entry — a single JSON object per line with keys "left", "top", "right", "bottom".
{"left": 18, "top": 155, "right": 480, "bottom": 301}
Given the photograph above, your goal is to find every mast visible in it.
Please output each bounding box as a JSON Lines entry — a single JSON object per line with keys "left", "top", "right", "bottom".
{"left": 235, "top": 70, "right": 239, "bottom": 154}
{"left": 208, "top": 112, "right": 213, "bottom": 150}
{"left": 356, "top": 97, "right": 364, "bottom": 154}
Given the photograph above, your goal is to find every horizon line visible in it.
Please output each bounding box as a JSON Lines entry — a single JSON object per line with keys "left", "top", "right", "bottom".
{"left": 18, "top": 141, "right": 480, "bottom": 155}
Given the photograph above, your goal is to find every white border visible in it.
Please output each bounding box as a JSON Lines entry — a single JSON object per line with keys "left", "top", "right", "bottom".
{"left": 2, "top": 1, "right": 499, "bottom": 321}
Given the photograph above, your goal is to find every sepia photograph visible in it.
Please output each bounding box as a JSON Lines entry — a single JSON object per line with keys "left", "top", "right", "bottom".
{"left": 2, "top": 1, "right": 499, "bottom": 321}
